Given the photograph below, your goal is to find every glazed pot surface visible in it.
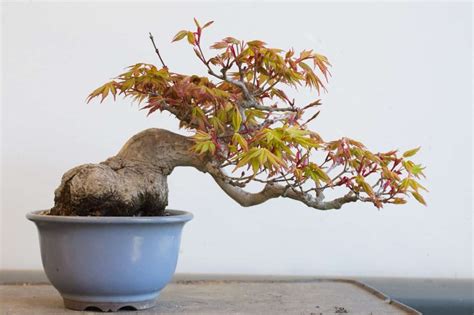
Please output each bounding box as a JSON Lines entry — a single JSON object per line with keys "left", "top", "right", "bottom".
{"left": 27, "top": 210, "right": 193, "bottom": 311}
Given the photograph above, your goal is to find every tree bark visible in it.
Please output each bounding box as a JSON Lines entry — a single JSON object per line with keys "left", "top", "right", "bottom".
{"left": 50, "top": 128, "right": 205, "bottom": 216}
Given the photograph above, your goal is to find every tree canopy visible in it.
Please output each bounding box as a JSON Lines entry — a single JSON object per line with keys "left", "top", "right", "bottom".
{"left": 87, "top": 19, "right": 426, "bottom": 210}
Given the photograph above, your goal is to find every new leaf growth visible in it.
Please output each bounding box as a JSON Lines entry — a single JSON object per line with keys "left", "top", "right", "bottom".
{"left": 87, "top": 20, "right": 427, "bottom": 210}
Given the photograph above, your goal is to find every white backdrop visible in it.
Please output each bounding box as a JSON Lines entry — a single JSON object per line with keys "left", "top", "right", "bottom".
{"left": 1, "top": 2, "right": 472, "bottom": 279}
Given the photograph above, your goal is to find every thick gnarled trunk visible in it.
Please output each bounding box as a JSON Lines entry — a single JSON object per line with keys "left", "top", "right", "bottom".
{"left": 50, "top": 129, "right": 204, "bottom": 216}
{"left": 50, "top": 128, "right": 358, "bottom": 216}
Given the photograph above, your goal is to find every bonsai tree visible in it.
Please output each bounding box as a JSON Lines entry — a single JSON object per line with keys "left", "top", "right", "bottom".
{"left": 50, "top": 20, "right": 426, "bottom": 217}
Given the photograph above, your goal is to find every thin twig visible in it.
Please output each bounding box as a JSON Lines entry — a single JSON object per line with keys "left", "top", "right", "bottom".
{"left": 149, "top": 32, "right": 167, "bottom": 68}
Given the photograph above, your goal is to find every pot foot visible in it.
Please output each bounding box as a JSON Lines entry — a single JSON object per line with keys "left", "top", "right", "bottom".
{"left": 63, "top": 297, "right": 157, "bottom": 312}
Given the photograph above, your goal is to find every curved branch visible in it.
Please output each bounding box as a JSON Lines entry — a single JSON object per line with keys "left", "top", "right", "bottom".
{"left": 205, "top": 164, "right": 358, "bottom": 210}
{"left": 207, "top": 67, "right": 295, "bottom": 113}
{"left": 227, "top": 78, "right": 296, "bottom": 113}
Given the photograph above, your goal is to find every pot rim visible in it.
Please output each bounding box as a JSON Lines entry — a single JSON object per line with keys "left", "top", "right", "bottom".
{"left": 26, "top": 209, "right": 193, "bottom": 224}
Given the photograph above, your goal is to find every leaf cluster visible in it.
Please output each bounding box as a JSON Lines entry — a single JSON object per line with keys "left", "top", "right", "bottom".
{"left": 87, "top": 19, "right": 427, "bottom": 208}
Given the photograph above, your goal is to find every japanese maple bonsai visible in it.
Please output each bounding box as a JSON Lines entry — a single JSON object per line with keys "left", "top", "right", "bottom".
{"left": 27, "top": 20, "right": 426, "bottom": 311}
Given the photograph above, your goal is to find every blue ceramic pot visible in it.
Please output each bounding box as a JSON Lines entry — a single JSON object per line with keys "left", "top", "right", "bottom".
{"left": 27, "top": 209, "right": 193, "bottom": 311}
